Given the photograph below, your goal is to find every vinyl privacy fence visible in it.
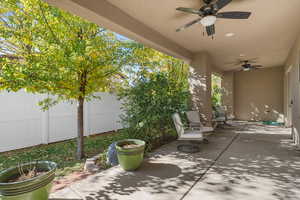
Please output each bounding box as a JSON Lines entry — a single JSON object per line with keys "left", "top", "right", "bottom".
{"left": 0, "top": 91, "right": 123, "bottom": 152}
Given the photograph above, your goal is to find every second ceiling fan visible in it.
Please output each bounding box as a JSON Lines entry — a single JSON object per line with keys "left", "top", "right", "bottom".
{"left": 227, "top": 58, "right": 264, "bottom": 71}
{"left": 176, "top": 0, "right": 251, "bottom": 37}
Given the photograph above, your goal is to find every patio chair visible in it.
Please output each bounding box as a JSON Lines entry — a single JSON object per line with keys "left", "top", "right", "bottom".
{"left": 186, "top": 111, "right": 214, "bottom": 132}
{"left": 213, "top": 106, "right": 228, "bottom": 125}
{"left": 172, "top": 113, "right": 208, "bottom": 153}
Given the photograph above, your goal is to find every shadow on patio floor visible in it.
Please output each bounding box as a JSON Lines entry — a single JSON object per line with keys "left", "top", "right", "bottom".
{"left": 184, "top": 123, "right": 300, "bottom": 200}
{"left": 84, "top": 162, "right": 184, "bottom": 200}
{"left": 51, "top": 122, "right": 300, "bottom": 200}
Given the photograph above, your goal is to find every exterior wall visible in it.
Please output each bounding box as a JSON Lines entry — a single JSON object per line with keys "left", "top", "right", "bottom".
{"left": 0, "top": 91, "right": 123, "bottom": 152}
{"left": 289, "top": 65, "right": 300, "bottom": 145}
{"left": 284, "top": 35, "right": 300, "bottom": 146}
{"left": 222, "top": 72, "right": 234, "bottom": 119}
{"left": 283, "top": 70, "right": 291, "bottom": 127}
{"left": 189, "top": 52, "right": 213, "bottom": 125}
{"left": 234, "top": 67, "right": 284, "bottom": 122}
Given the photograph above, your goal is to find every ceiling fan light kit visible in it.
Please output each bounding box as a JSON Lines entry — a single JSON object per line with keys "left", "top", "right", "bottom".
{"left": 200, "top": 15, "right": 217, "bottom": 27}
{"left": 225, "top": 32, "right": 235, "bottom": 37}
{"left": 176, "top": 0, "right": 251, "bottom": 38}
{"left": 243, "top": 67, "right": 251, "bottom": 71}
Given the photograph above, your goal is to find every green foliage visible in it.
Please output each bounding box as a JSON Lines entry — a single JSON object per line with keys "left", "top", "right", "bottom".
{"left": 212, "top": 74, "right": 222, "bottom": 109}
{"left": 0, "top": 0, "right": 132, "bottom": 159}
{"left": 119, "top": 48, "right": 190, "bottom": 149}
{"left": 0, "top": 0, "right": 129, "bottom": 106}
{"left": 0, "top": 0, "right": 189, "bottom": 160}
{"left": 0, "top": 131, "right": 131, "bottom": 177}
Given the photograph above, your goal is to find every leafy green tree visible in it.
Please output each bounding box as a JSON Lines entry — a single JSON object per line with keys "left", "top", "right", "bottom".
{"left": 0, "top": 0, "right": 130, "bottom": 159}
{"left": 119, "top": 47, "right": 190, "bottom": 148}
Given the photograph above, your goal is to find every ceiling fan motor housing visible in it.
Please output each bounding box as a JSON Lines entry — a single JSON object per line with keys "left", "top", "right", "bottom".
{"left": 200, "top": 5, "right": 218, "bottom": 16}
{"left": 242, "top": 63, "right": 252, "bottom": 69}
{"left": 203, "top": 0, "right": 213, "bottom": 4}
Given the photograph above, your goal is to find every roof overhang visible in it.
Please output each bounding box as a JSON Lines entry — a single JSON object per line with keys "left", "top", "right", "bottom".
{"left": 45, "top": 0, "right": 300, "bottom": 71}
{"left": 45, "top": 0, "right": 193, "bottom": 62}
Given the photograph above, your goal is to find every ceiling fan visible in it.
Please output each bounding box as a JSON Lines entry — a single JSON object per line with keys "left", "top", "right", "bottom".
{"left": 228, "top": 59, "right": 264, "bottom": 71}
{"left": 176, "top": 0, "right": 251, "bottom": 37}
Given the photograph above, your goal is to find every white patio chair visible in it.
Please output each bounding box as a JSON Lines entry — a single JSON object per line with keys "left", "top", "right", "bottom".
{"left": 172, "top": 113, "right": 208, "bottom": 153}
{"left": 172, "top": 113, "right": 204, "bottom": 141}
{"left": 186, "top": 111, "right": 214, "bottom": 132}
{"left": 213, "top": 106, "right": 227, "bottom": 125}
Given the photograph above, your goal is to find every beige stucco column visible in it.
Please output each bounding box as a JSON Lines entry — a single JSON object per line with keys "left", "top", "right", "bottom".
{"left": 189, "top": 52, "right": 213, "bottom": 126}
{"left": 222, "top": 72, "right": 235, "bottom": 119}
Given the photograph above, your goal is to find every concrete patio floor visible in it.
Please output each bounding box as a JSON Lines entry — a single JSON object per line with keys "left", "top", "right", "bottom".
{"left": 50, "top": 122, "right": 300, "bottom": 200}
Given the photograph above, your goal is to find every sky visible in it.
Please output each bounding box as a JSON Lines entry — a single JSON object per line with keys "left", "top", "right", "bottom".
{"left": 115, "top": 33, "right": 130, "bottom": 41}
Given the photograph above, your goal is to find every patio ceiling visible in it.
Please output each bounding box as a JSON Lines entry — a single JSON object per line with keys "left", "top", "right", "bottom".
{"left": 46, "top": 0, "right": 300, "bottom": 71}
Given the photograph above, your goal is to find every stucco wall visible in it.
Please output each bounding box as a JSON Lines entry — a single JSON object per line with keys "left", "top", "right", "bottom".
{"left": 189, "top": 52, "right": 213, "bottom": 125}
{"left": 284, "top": 34, "right": 300, "bottom": 146}
{"left": 234, "top": 67, "right": 284, "bottom": 122}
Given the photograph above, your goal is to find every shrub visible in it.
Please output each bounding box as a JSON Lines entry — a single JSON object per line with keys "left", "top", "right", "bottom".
{"left": 118, "top": 62, "right": 190, "bottom": 151}
{"left": 212, "top": 74, "right": 223, "bottom": 110}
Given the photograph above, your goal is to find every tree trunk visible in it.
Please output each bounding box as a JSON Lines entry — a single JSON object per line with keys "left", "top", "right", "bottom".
{"left": 77, "top": 97, "right": 84, "bottom": 159}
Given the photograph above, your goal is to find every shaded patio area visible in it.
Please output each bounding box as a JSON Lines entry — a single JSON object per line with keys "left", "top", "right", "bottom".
{"left": 50, "top": 122, "right": 300, "bottom": 200}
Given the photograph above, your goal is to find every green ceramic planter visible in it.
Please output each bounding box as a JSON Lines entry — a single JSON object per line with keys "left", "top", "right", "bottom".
{"left": 116, "top": 139, "right": 145, "bottom": 171}
{"left": 0, "top": 161, "right": 57, "bottom": 200}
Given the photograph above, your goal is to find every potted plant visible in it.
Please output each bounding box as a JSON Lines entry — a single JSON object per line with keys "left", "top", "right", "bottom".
{"left": 116, "top": 139, "right": 145, "bottom": 171}
{"left": 0, "top": 161, "right": 57, "bottom": 200}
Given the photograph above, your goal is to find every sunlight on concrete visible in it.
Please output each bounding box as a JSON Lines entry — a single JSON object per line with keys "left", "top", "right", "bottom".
{"left": 50, "top": 122, "right": 300, "bottom": 200}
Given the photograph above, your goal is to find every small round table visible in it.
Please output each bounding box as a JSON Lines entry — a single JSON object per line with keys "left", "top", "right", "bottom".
{"left": 177, "top": 143, "right": 200, "bottom": 153}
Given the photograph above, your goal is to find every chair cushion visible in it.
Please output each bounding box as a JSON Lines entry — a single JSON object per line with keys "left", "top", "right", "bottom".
{"left": 186, "top": 111, "right": 201, "bottom": 124}
{"left": 189, "top": 122, "right": 201, "bottom": 129}
{"left": 190, "top": 122, "right": 201, "bottom": 126}
{"left": 214, "top": 117, "right": 226, "bottom": 122}
{"left": 178, "top": 130, "right": 203, "bottom": 141}
{"left": 189, "top": 125, "right": 214, "bottom": 132}
{"left": 201, "top": 126, "right": 214, "bottom": 132}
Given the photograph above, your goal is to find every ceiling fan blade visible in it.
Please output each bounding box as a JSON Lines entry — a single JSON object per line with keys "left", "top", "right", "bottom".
{"left": 226, "top": 61, "right": 241, "bottom": 65}
{"left": 214, "top": 0, "right": 232, "bottom": 10}
{"left": 217, "top": 12, "right": 251, "bottom": 19}
{"left": 252, "top": 65, "right": 263, "bottom": 68}
{"left": 247, "top": 57, "right": 259, "bottom": 61}
{"left": 176, "top": 18, "right": 202, "bottom": 32}
{"left": 227, "top": 69, "right": 240, "bottom": 73}
{"left": 227, "top": 58, "right": 258, "bottom": 66}
{"left": 176, "top": 7, "right": 201, "bottom": 15}
{"left": 206, "top": 24, "right": 215, "bottom": 36}
{"left": 246, "top": 60, "right": 258, "bottom": 64}
{"left": 230, "top": 67, "right": 244, "bottom": 72}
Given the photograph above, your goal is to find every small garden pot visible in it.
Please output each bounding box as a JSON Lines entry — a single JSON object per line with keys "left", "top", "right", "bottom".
{"left": 116, "top": 139, "right": 145, "bottom": 171}
{"left": 0, "top": 161, "right": 57, "bottom": 200}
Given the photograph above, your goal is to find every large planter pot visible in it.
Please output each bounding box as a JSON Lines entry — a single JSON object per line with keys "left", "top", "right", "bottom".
{"left": 0, "top": 161, "right": 57, "bottom": 200}
{"left": 116, "top": 139, "right": 145, "bottom": 171}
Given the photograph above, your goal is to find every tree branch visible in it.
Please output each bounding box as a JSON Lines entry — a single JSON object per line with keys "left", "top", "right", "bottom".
{"left": 38, "top": 2, "right": 62, "bottom": 47}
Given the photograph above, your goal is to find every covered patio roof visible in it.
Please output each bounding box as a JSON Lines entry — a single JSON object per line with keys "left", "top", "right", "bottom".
{"left": 46, "top": 0, "right": 300, "bottom": 71}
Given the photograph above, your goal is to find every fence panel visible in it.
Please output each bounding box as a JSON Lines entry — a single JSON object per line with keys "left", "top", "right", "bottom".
{"left": 0, "top": 91, "right": 123, "bottom": 152}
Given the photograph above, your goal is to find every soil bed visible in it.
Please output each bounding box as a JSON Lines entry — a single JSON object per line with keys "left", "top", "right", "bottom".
{"left": 119, "top": 143, "right": 141, "bottom": 149}
{"left": 6, "top": 170, "right": 47, "bottom": 183}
